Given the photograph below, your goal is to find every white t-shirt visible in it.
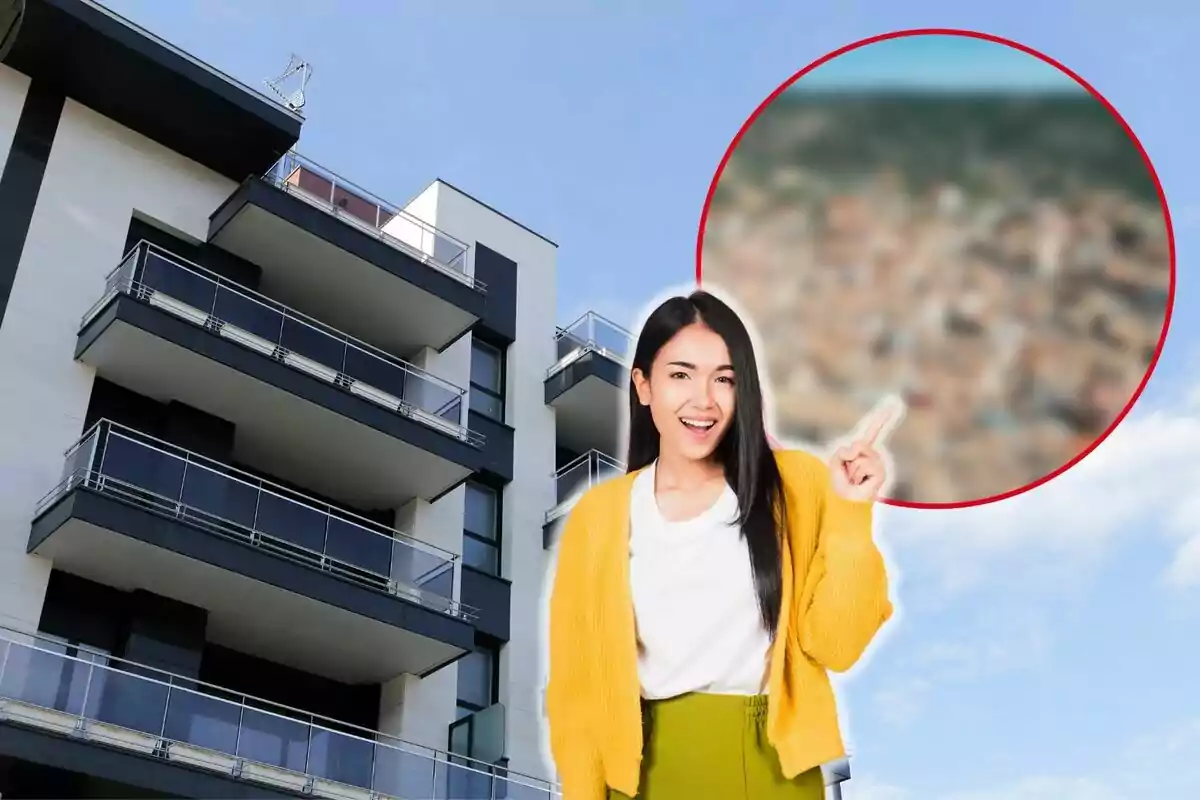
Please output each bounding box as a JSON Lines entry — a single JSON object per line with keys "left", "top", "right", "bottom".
{"left": 629, "top": 462, "right": 774, "bottom": 700}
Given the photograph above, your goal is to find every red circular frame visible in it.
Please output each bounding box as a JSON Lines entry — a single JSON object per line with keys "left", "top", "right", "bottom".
{"left": 695, "top": 28, "right": 1177, "bottom": 511}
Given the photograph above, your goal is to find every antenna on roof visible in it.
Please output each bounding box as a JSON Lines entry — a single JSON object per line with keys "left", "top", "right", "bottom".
{"left": 264, "top": 54, "right": 312, "bottom": 114}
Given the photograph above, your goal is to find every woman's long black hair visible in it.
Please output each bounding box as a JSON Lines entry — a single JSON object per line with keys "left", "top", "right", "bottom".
{"left": 625, "top": 290, "right": 787, "bottom": 636}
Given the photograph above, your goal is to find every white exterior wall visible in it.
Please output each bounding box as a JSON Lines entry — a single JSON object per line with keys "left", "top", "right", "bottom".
{"left": 375, "top": 305, "right": 474, "bottom": 750}
{"left": 415, "top": 337, "right": 473, "bottom": 441}
{"left": 404, "top": 181, "right": 560, "bottom": 780}
{"left": 0, "top": 63, "right": 34, "bottom": 635}
{"left": 383, "top": 187, "right": 478, "bottom": 285}
{"left": 379, "top": 488, "right": 467, "bottom": 751}
{"left": 0, "top": 95, "right": 234, "bottom": 635}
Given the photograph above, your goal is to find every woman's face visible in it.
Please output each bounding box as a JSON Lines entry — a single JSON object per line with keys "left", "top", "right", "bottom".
{"left": 632, "top": 322, "right": 737, "bottom": 463}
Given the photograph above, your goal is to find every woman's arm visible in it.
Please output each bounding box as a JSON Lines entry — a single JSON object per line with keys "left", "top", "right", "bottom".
{"left": 545, "top": 495, "right": 606, "bottom": 800}
{"left": 795, "top": 454, "right": 894, "bottom": 673}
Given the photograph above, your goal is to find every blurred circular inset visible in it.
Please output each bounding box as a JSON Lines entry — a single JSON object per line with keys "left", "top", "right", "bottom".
{"left": 698, "top": 30, "right": 1174, "bottom": 509}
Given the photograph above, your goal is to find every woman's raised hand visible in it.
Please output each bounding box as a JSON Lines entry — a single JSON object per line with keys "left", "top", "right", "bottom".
{"left": 829, "top": 397, "right": 904, "bottom": 503}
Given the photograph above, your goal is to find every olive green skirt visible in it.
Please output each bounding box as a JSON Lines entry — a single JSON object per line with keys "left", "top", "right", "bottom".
{"left": 607, "top": 693, "right": 825, "bottom": 799}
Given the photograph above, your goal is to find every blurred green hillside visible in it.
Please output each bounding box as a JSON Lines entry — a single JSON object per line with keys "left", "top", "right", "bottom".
{"left": 713, "top": 91, "right": 1158, "bottom": 205}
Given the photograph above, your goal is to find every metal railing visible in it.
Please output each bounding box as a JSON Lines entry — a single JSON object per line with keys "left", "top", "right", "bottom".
{"left": 545, "top": 450, "right": 625, "bottom": 524}
{"left": 36, "top": 420, "right": 474, "bottom": 622}
{"left": 448, "top": 702, "right": 510, "bottom": 797}
{"left": 264, "top": 152, "right": 485, "bottom": 292}
{"left": 547, "top": 311, "right": 633, "bottom": 378}
{"left": 82, "top": 241, "right": 483, "bottom": 448}
{"left": 0, "top": 629, "right": 560, "bottom": 799}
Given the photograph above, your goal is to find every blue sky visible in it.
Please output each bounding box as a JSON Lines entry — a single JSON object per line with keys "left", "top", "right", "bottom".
{"left": 99, "top": 1, "right": 1200, "bottom": 797}
{"left": 792, "top": 32, "right": 1086, "bottom": 92}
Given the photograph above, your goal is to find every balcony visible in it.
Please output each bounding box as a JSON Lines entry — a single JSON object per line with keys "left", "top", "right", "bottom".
{"left": 29, "top": 421, "right": 476, "bottom": 682}
{"left": 0, "top": 632, "right": 560, "bottom": 799}
{"left": 545, "top": 312, "right": 632, "bottom": 454}
{"left": 209, "top": 151, "right": 486, "bottom": 355}
{"left": 543, "top": 451, "right": 624, "bottom": 549}
{"left": 78, "top": 242, "right": 485, "bottom": 507}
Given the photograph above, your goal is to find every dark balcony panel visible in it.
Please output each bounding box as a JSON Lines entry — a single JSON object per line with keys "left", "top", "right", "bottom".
{"left": 38, "top": 571, "right": 129, "bottom": 654}
{"left": 545, "top": 350, "right": 627, "bottom": 455}
{"left": 198, "top": 644, "right": 380, "bottom": 733}
{"left": 544, "top": 349, "right": 628, "bottom": 404}
{"left": 161, "top": 401, "right": 236, "bottom": 463}
{"left": 469, "top": 410, "right": 514, "bottom": 484}
{"left": 208, "top": 173, "right": 485, "bottom": 356}
{"left": 343, "top": 344, "right": 410, "bottom": 405}
{"left": 123, "top": 591, "right": 208, "bottom": 679}
{"left": 28, "top": 421, "right": 475, "bottom": 682}
{"left": 212, "top": 283, "right": 282, "bottom": 343}
{"left": 1, "top": 0, "right": 301, "bottom": 182}
{"left": 38, "top": 571, "right": 209, "bottom": 681}
{"left": 473, "top": 243, "right": 518, "bottom": 344}
{"left": 254, "top": 489, "right": 329, "bottom": 554}
{"left": 30, "top": 490, "right": 473, "bottom": 683}
{"left": 126, "top": 217, "right": 262, "bottom": 290}
{"left": 77, "top": 245, "right": 487, "bottom": 507}
{"left": 0, "top": 632, "right": 559, "bottom": 799}
{"left": 460, "top": 567, "right": 511, "bottom": 642}
{"left": 544, "top": 451, "right": 625, "bottom": 551}
{"left": 0, "top": 725, "right": 299, "bottom": 799}
{"left": 546, "top": 312, "right": 632, "bottom": 455}
{"left": 279, "top": 315, "right": 345, "bottom": 371}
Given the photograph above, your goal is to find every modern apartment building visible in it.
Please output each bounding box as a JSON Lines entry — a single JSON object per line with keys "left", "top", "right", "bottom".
{"left": 0, "top": 0, "right": 622, "bottom": 797}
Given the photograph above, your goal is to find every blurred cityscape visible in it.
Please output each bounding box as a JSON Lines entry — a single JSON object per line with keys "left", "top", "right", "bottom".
{"left": 703, "top": 89, "right": 1171, "bottom": 505}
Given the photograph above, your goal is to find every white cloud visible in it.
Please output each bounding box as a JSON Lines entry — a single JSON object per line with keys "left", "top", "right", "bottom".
{"left": 865, "top": 606, "right": 1051, "bottom": 731}
{"left": 913, "top": 616, "right": 1050, "bottom": 680}
{"left": 1166, "top": 534, "right": 1200, "bottom": 588}
{"left": 878, "top": 390, "right": 1200, "bottom": 594}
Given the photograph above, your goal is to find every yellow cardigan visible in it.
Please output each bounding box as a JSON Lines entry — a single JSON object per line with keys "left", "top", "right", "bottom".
{"left": 546, "top": 448, "right": 894, "bottom": 799}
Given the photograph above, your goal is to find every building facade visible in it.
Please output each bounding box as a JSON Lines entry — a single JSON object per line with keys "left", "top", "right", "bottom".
{"left": 0, "top": 1, "right": 641, "bottom": 797}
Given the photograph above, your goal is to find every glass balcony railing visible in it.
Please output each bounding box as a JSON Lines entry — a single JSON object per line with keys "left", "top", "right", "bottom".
{"left": 546, "top": 450, "right": 625, "bottom": 524}
{"left": 82, "top": 241, "right": 483, "bottom": 448}
{"left": 448, "top": 703, "right": 509, "bottom": 798}
{"left": 263, "top": 151, "right": 485, "bottom": 293}
{"left": 547, "top": 311, "right": 633, "bottom": 378}
{"left": 0, "top": 631, "right": 560, "bottom": 799}
{"left": 37, "top": 420, "right": 473, "bottom": 621}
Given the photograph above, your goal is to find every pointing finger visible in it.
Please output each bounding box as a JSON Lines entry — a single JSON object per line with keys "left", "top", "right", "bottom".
{"left": 854, "top": 395, "right": 905, "bottom": 447}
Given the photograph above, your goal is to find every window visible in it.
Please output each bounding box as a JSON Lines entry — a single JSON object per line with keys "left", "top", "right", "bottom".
{"left": 456, "top": 644, "right": 498, "bottom": 715}
{"left": 463, "top": 481, "right": 500, "bottom": 575}
{"left": 470, "top": 339, "right": 505, "bottom": 422}
{"left": 450, "top": 643, "right": 503, "bottom": 795}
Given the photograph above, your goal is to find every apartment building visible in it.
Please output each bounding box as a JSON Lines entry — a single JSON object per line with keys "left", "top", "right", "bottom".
{"left": 0, "top": 0, "right": 615, "bottom": 797}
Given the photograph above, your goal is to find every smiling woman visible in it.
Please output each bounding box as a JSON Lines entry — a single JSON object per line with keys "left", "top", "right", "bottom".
{"left": 545, "top": 289, "right": 898, "bottom": 800}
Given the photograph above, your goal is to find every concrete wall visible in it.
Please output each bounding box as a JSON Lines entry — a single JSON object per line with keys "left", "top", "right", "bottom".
{"left": 404, "top": 181, "right": 560, "bottom": 779}
{"left": 0, "top": 93, "right": 233, "bottom": 636}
